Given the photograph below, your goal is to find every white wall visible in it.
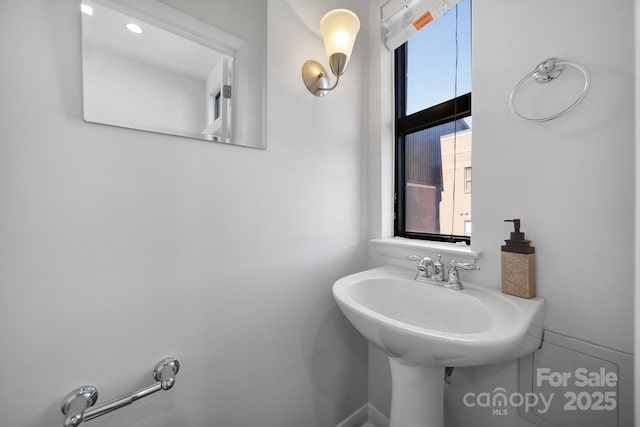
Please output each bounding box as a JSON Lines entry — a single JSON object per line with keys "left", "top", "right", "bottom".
{"left": 635, "top": 0, "right": 640, "bottom": 424}
{"left": 472, "top": 0, "right": 634, "bottom": 356}
{"left": 0, "top": 1, "right": 370, "bottom": 426}
{"left": 368, "top": 0, "right": 635, "bottom": 425}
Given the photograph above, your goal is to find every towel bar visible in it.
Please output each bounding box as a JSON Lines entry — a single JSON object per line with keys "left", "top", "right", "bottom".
{"left": 60, "top": 357, "right": 180, "bottom": 427}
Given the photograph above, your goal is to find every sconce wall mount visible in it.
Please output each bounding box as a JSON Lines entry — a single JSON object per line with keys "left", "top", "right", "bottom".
{"left": 302, "top": 9, "right": 360, "bottom": 97}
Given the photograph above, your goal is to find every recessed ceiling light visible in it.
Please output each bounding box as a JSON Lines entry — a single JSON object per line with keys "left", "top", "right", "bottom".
{"left": 81, "top": 4, "right": 93, "bottom": 16}
{"left": 126, "top": 23, "right": 143, "bottom": 34}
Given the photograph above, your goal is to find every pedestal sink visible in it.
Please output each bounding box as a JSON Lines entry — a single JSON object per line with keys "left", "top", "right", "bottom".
{"left": 332, "top": 265, "right": 545, "bottom": 427}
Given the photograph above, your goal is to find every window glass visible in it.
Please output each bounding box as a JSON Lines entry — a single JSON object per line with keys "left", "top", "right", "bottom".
{"left": 395, "top": 0, "right": 472, "bottom": 243}
{"left": 406, "top": 0, "right": 471, "bottom": 115}
{"left": 403, "top": 119, "right": 472, "bottom": 234}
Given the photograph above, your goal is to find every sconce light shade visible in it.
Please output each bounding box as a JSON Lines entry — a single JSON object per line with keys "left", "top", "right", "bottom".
{"left": 302, "top": 8, "right": 360, "bottom": 96}
{"left": 320, "top": 9, "right": 360, "bottom": 76}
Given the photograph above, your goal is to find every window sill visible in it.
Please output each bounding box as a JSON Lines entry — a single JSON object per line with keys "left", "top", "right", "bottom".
{"left": 370, "top": 237, "right": 482, "bottom": 262}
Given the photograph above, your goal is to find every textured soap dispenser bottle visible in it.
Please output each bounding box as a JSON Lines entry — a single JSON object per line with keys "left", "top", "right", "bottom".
{"left": 501, "top": 219, "right": 536, "bottom": 298}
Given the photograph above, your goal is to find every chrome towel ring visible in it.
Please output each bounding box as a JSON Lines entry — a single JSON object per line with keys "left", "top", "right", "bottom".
{"left": 509, "top": 58, "right": 591, "bottom": 122}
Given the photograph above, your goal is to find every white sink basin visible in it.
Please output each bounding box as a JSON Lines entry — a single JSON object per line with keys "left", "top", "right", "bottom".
{"left": 332, "top": 265, "right": 544, "bottom": 367}
{"left": 332, "top": 265, "right": 545, "bottom": 427}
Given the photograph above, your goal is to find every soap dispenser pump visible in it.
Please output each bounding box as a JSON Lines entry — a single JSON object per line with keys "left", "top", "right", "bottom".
{"left": 501, "top": 219, "right": 536, "bottom": 298}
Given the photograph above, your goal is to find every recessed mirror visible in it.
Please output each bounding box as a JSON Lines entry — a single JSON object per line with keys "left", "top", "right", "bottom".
{"left": 81, "top": 0, "right": 267, "bottom": 149}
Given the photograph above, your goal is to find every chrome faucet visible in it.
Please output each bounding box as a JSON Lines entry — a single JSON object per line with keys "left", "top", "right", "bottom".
{"left": 407, "top": 255, "right": 434, "bottom": 281}
{"left": 445, "top": 260, "right": 480, "bottom": 290}
{"left": 432, "top": 254, "right": 445, "bottom": 281}
{"left": 408, "top": 255, "right": 479, "bottom": 289}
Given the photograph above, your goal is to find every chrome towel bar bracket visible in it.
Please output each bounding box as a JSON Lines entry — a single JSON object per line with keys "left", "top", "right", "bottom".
{"left": 509, "top": 57, "right": 591, "bottom": 122}
{"left": 61, "top": 357, "right": 180, "bottom": 427}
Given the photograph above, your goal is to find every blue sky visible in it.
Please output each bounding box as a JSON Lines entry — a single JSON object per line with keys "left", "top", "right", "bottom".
{"left": 406, "top": 0, "right": 471, "bottom": 115}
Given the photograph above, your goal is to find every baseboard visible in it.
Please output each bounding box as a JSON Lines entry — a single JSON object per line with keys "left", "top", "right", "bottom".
{"left": 336, "top": 404, "right": 369, "bottom": 427}
{"left": 367, "top": 404, "right": 390, "bottom": 427}
{"left": 335, "top": 403, "right": 390, "bottom": 427}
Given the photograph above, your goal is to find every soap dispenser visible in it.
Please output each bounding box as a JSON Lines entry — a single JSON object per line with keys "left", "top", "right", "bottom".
{"left": 501, "top": 219, "right": 536, "bottom": 298}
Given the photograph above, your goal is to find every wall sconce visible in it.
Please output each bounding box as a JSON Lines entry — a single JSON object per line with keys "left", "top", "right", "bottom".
{"left": 301, "top": 9, "right": 360, "bottom": 97}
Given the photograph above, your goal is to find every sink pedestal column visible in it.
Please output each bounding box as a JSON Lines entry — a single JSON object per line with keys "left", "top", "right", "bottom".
{"left": 389, "top": 358, "right": 444, "bottom": 427}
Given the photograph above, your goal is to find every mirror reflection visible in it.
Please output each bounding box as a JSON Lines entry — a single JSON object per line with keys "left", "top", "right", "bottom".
{"left": 81, "top": 0, "right": 265, "bottom": 148}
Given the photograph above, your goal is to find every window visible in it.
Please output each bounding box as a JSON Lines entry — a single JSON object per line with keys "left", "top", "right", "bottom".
{"left": 214, "top": 92, "right": 221, "bottom": 120}
{"left": 394, "top": 0, "right": 472, "bottom": 243}
{"left": 464, "top": 167, "right": 472, "bottom": 193}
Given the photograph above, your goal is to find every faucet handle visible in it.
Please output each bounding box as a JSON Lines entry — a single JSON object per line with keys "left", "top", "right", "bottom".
{"left": 449, "top": 260, "right": 480, "bottom": 270}
{"left": 407, "top": 255, "right": 432, "bottom": 266}
{"left": 407, "top": 255, "right": 434, "bottom": 279}
{"left": 445, "top": 260, "right": 479, "bottom": 289}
